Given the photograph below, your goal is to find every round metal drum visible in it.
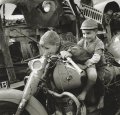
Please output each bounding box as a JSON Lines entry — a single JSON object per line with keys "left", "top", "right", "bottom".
{"left": 108, "top": 33, "right": 120, "bottom": 59}
{"left": 53, "top": 61, "right": 83, "bottom": 90}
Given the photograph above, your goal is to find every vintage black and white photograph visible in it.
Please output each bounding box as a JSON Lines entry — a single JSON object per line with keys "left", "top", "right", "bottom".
{"left": 0, "top": 0, "right": 120, "bottom": 115}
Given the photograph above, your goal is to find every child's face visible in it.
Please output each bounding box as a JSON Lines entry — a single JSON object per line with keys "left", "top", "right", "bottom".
{"left": 82, "top": 29, "right": 97, "bottom": 42}
{"left": 40, "top": 42, "right": 59, "bottom": 56}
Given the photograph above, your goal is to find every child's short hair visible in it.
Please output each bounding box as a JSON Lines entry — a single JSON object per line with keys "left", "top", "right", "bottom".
{"left": 39, "top": 30, "right": 61, "bottom": 46}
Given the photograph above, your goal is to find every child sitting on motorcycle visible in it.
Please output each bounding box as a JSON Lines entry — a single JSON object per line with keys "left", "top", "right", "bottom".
{"left": 39, "top": 30, "right": 75, "bottom": 57}
{"left": 60, "top": 19, "right": 105, "bottom": 102}
{"left": 39, "top": 25, "right": 105, "bottom": 108}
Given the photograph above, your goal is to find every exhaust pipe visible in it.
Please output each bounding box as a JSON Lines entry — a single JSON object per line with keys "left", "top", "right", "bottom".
{"left": 48, "top": 90, "right": 86, "bottom": 115}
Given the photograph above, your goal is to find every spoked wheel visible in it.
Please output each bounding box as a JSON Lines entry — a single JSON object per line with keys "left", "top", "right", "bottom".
{"left": 0, "top": 101, "right": 30, "bottom": 115}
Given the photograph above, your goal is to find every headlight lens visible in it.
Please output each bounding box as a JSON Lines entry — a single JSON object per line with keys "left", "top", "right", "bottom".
{"left": 42, "top": 1, "right": 51, "bottom": 13}
{"left": 30, "top": 59, "right": 42, "bottom": 71}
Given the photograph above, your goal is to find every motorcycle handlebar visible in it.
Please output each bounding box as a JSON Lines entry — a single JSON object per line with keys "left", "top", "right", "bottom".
{"left": 66, "top": 57, "right": 83, "bottom": 75}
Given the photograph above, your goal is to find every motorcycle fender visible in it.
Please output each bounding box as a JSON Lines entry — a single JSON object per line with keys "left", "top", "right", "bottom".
{"left": 0, "top": 88, "right": 48, "bottom": 115}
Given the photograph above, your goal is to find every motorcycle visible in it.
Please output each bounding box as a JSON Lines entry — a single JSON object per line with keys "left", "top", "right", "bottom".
{"left": 0, "top": 53, "right": 103, "bottom": 115}
{"left": 1, "top": 36, "right": 120, "bottom": 115}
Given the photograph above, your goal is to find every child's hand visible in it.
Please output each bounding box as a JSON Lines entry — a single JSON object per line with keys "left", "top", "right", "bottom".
{"left": 85, "top": 59, "right": 93, "bottom": 67}
{"left": 60, "top": 51, "right": 72, "bottom": 59}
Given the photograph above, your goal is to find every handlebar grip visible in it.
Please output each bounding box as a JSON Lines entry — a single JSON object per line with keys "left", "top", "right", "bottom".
{"left": 66, "top": 57, "right": 83, "bottom": 74}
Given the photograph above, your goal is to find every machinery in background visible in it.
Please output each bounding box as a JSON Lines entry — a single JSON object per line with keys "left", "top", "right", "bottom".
{"left": 0, "top": 0, "right": 120, "bottom": 88}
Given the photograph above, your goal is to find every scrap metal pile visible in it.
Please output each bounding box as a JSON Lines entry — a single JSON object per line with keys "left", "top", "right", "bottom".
{"left": 0, "top": 0, "right": 120, "bottom": 85}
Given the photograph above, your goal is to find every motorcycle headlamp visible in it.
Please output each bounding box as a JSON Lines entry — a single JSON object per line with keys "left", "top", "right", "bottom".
{"left": 42, "top": 1, "right": 51, "bottom": 13}
{"left": 29, "top": 59, "right": 43, "bottom": 71}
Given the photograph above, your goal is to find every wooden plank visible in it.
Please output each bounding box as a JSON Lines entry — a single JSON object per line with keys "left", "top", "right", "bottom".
{"left": 0, "top": 15, "right": 16, "bottom": 83}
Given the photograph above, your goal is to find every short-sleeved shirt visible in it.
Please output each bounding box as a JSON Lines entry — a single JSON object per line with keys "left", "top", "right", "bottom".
{"left": 77, "top": 37, "right": 105, "bottom": 66}
{"left": 77, "top": 37, "right": 104, "bottom": 57}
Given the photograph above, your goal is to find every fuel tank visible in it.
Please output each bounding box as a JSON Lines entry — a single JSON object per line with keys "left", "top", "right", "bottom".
{"left": 53, "top": 61, "right": 86, "bottom": 90}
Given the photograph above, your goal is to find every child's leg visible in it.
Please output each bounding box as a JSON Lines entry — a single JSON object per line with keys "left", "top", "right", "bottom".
{"left": 78, "top": 65, "right": 97, "bottom": 100}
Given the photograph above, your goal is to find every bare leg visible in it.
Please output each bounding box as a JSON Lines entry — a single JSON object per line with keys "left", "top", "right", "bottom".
{"left": 114, "top": 66, "right": 120, "bottom": 76}
{"left": 97, "top": 96, "right": 104, "bottom": 109}
{"left": 78, "top": 67, "right": 97, "bottom": 100}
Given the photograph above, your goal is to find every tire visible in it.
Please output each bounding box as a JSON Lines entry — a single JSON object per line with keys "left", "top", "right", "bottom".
{"left": 0, "top": 101, "right": 30, "bottom": 115}
{"left": 0, "top": 89, "right": 48, "bottom": 115}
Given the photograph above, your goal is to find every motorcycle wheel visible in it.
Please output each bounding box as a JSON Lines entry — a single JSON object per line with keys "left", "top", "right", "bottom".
{"left": 0, "top": 101, "right": 30, "bottom": 115}
{"left": 0, "top": 89, "right": 48, "bottom": 115}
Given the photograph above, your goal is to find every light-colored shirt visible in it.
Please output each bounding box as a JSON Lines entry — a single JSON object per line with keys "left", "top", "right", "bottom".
{"left": 78, "top": 37, "right": 104, "bottom": 55}
{"left": 77, "top": 37, "right": 105, "bottom": 65}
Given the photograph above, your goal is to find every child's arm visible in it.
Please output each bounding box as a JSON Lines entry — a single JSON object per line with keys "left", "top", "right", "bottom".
{"left": 60, "top": 51, "right": 72, "bottom": 59}
{"left": 85, "top": 40, "right": 104, "bottom": 67}
{"left": 85, "top": 50, "right": 103, "bottom": 67}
